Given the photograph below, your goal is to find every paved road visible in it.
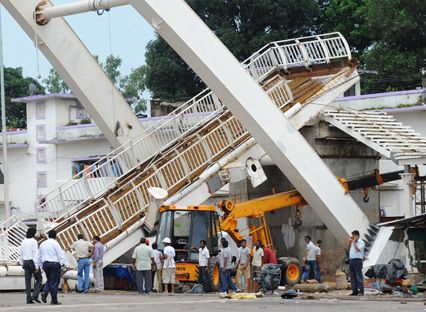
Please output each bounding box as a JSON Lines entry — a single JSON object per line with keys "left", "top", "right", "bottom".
{"left": 0, "top": 292, "right": 424, "bottom": 312}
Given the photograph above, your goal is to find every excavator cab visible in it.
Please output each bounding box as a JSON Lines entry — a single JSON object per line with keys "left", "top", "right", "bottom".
{"left": 156, "top": 205, "right": 221, "bottom": 290}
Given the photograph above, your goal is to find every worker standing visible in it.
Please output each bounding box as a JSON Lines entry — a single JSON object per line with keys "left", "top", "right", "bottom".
{"left": 71, "top": 234, "right": 93, "bottom": 293}
{"left": 162, "top": 237, "right": 176, "bottom": 294}
{"left": 20, "top": 227, "right": 42, "bottom": 304}
{"left": 91, "top": 235, "right": 104, "bottom": 292}
{"left": 262, "top": 245, "right": 277, "bottom": 265}
{"left": 251, "top": 240, "right": 264, "bottom": 280}
{"left": 236, "top": 239, "right": 251, "bottom": 292}
{"left": 219, "top": 239, "right": 238, "bottom": 294}
{"left": 348, "top": 230, "right": 365, "bottom": 296}
{"left": 152, "top": 243, "right": 163, "bottom": 293}
{"left": 197, "top": 240, "right": 211, "bottom": 292}
{"left": 301, "top": 236, "right": 321, "bottom": 283}
{"left": 37, "top": 229, "right": 68, "bottom": 305}
{"left": 132, "top": 237, "right": 156, "bottom": 294}
{"left": 316, "top": 239, "right": 322, "bottom": 282}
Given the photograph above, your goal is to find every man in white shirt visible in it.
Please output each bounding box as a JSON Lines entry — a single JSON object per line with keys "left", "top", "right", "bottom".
{"left": 301, "top": 236, "right": 321, "bottom": 283}
{"left": 161, "top": 237, "right": 176, "bottom": 294}
{"left": 236, "top": 239, "right": 251, "bottom": 292}
{"left": 132, "top": 237, "right": 155, "bottom": 294}
{"left": 20, "top": 227, "right": 42, "bottom": 304}
{"left": 71, "top": 234, "right": 93, "bottom": 293}
{"left": 348, "top": 230, "right": 365, "bottom": 296}
{"left": 37, "top": 229, "right": 68, "bottom": 305}
{"left": 152, "top": 243, "right": 163, "bottom": 293}
{"left": 219, "top": 239, "right": 237, "bottom": 294}
{"left": 197, "top": 240, "right": 210, "bottom": 292}
{"left": 251, "top": 240, "right": 264, "bottom": 280}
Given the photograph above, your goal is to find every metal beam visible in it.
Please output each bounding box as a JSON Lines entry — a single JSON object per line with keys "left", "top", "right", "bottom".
{"left": 2, "top": 0, "right": 144, "bottom": 146}
{"left": 131, "top": 0, "right": 370, "bottom": 241}
{"left": 35, "top": 0, "right": 129, "bottom": 24}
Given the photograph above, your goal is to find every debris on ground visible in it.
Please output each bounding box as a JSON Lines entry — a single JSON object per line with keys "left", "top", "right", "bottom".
{"left": 219, "top": 292, "right": 262, "bottom": 299}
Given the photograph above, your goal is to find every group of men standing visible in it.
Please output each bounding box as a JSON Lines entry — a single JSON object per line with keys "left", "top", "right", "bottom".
{"left": 131, "top": 237, "right": 176, "bottom": 294}
{"left": 20, "top": 228, "right": 104, "bottom": 305}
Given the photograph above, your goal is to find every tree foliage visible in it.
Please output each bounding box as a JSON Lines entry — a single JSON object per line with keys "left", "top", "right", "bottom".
{"left": 144, "top": 0, "right": 323, "bottom": 101}
{"left": 43, "top": 55, "right": 147, "bottom": 112}
{"left": 2, "top": 67, "right": 45, "bottom": 129}
{"left": 144, "top": 0, "right": 425, "bottom": 98}
{"left": 324, "top": 0, "right": 425, "bottom": 93}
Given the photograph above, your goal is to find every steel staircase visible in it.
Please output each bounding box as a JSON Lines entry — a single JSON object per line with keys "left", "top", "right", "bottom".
{"left": 34, "top": 32, "right": 351, "bottom": 228}
{"left": 1, "top": 32, "right": 353, "bottom": 265}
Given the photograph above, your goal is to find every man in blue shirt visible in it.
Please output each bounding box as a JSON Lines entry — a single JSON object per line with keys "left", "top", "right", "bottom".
{"left": 347, "top": 230, "right": 365, "bottom": 296}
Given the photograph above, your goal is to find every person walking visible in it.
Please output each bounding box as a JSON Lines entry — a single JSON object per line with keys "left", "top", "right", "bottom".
{"left": 348, "top": 230, "right": 365, "bottom": 296}
{"left": 197, "top": 240, "right": 210, "bottom": 292}
{"left": 91, "top": 235, "right": 104, "bottom": 292}
{"left": 219, "top": 239, "right": 237, "bottom": 294}
{"left": 152, "top": 243, "right": 163, "bottom": 293}
{"left": 20, "top": 227, "right": 42, "bottom": 304}
{"left": 161, "top": 237, "right": 176, "bottom": 294}
{"left": 37, "top": 229, "right": 68, "bottom": 305}
{"left": 71, "top": 234, "right": 92, "bottom": 293}
{"left": 132, "top": 237, "right": 156, "bottom": 294}
{"left": 251, "top": 240, "right": 264, "bottom": 280}
{"left": 301, "top": 236, "right": 321, "bottom": 283}
{"left": 236, "top": 239, "right": 251, "bottom": 292}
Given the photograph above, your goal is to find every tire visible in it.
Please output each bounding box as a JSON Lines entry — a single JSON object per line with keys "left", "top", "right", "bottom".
{"left": 278, "top": 257, "right": 302, "bottom": 286}
{"left": 208, "top": 256, "right": 221, "bottom": 292}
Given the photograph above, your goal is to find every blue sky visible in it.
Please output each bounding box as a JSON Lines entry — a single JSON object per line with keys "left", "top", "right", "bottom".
{"left": 1, "top": 1, "right": 155, "bottom": 82}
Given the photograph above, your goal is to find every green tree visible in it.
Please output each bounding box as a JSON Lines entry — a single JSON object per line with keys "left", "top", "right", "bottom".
{"left": 43, "top": 68, "right": 69, "bottom": 93}
{"left": 42, "top": 55, "right": 147, "bottom": 112}
{"left": 2, "top": 67, "right": 45, "bottom": 128}
{"left": 144, "top": 0, "right": 323, "bottom": 101}
{"left": 323, "top": 0, "right": 370, "bottom": 54}
{"left": 324, "top": 0, "right": 425, "bottom": 93}
{"left": 361, "top": 0, "right": 425, "bottom": 92}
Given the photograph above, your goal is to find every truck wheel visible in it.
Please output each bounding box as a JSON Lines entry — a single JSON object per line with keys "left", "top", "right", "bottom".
{"left": 208, "top": 256, "right": 220, "bottom": 292}
{"left": 278, "top": 257, "right": 302, "bottom": 286}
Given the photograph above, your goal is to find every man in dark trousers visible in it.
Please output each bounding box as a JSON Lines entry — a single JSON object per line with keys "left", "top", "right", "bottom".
{"left": 348, "top": 230, "right": 365, "bottom": 296}
{"left": 37, "top": 229, "right": 68, "bottom": 305}
{"left": 19, "top": 227, "right": 42, "bottom": 304}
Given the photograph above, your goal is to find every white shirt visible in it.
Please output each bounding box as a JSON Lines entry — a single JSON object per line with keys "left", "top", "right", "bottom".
{"left": 306, "top": 241, "right": 318, "bottom": 261}
{"left": 153, "top": 249, "right": 163, "bottom": 268}
{"left": 349, "top": 239, "right": 365, "bottom": 259}
{"left": 20, "top": 238, "right": 39, "bottom": 267}
{"left": 316, "top": 246, "right": 321, "bottom": 256}
{"left": 37, "top": 239, "right": 68, "bottom": 267}
{"left": 198, "top": 247, "right": 210, "bottom": 267}
{"left": 72, "top": 239, "right": 92, "bottom": 259}
{"left": 238, "top": 247, "right": 251, "bottom": 265}
{"left": 163, "top": 246, "right": 176, "bottom": 269}
{"left": 252, "top": 247, "right": 264, "bottom": 267}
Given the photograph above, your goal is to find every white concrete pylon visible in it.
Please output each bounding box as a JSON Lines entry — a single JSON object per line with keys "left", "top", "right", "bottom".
{"left": 130, "top": 0, "right": 370, "bottom": 241}
{"left": 1, "top": 0, "right": 145, "bottom": 147}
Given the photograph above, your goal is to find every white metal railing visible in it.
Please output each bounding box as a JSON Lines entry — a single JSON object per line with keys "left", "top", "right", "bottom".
{"left": 37, "top": 32, "right": 350, "bottom": 225}
{"left": 37, "top": 89, "right": 222, "bottom": 221}
{"left": 243, "top": 32, "right": 351, "bottom": 80}
{"left": 51, "top": 79, "right": 293, "bottom": 251}
{"left": 0, "top": 217, "right": 28, "bottom": 263}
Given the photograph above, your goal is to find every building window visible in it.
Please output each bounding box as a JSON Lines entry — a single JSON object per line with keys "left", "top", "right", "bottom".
{"left": 36, "top": 102, "right": 46, "bottom": 120}
{"left": 76, "top": 104, "right": 88, "bottom": 120}
{"left": 37, "top": 171, "right": 47, "bottom": 188}
{"left": 71, "top": 156, "right": 122, "bottom": 178}
{"left": 36, "top": 125, "right": 46, "bottom": 142}
{"left": 36, "top": 147, "right": 46, "bottom": 163}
